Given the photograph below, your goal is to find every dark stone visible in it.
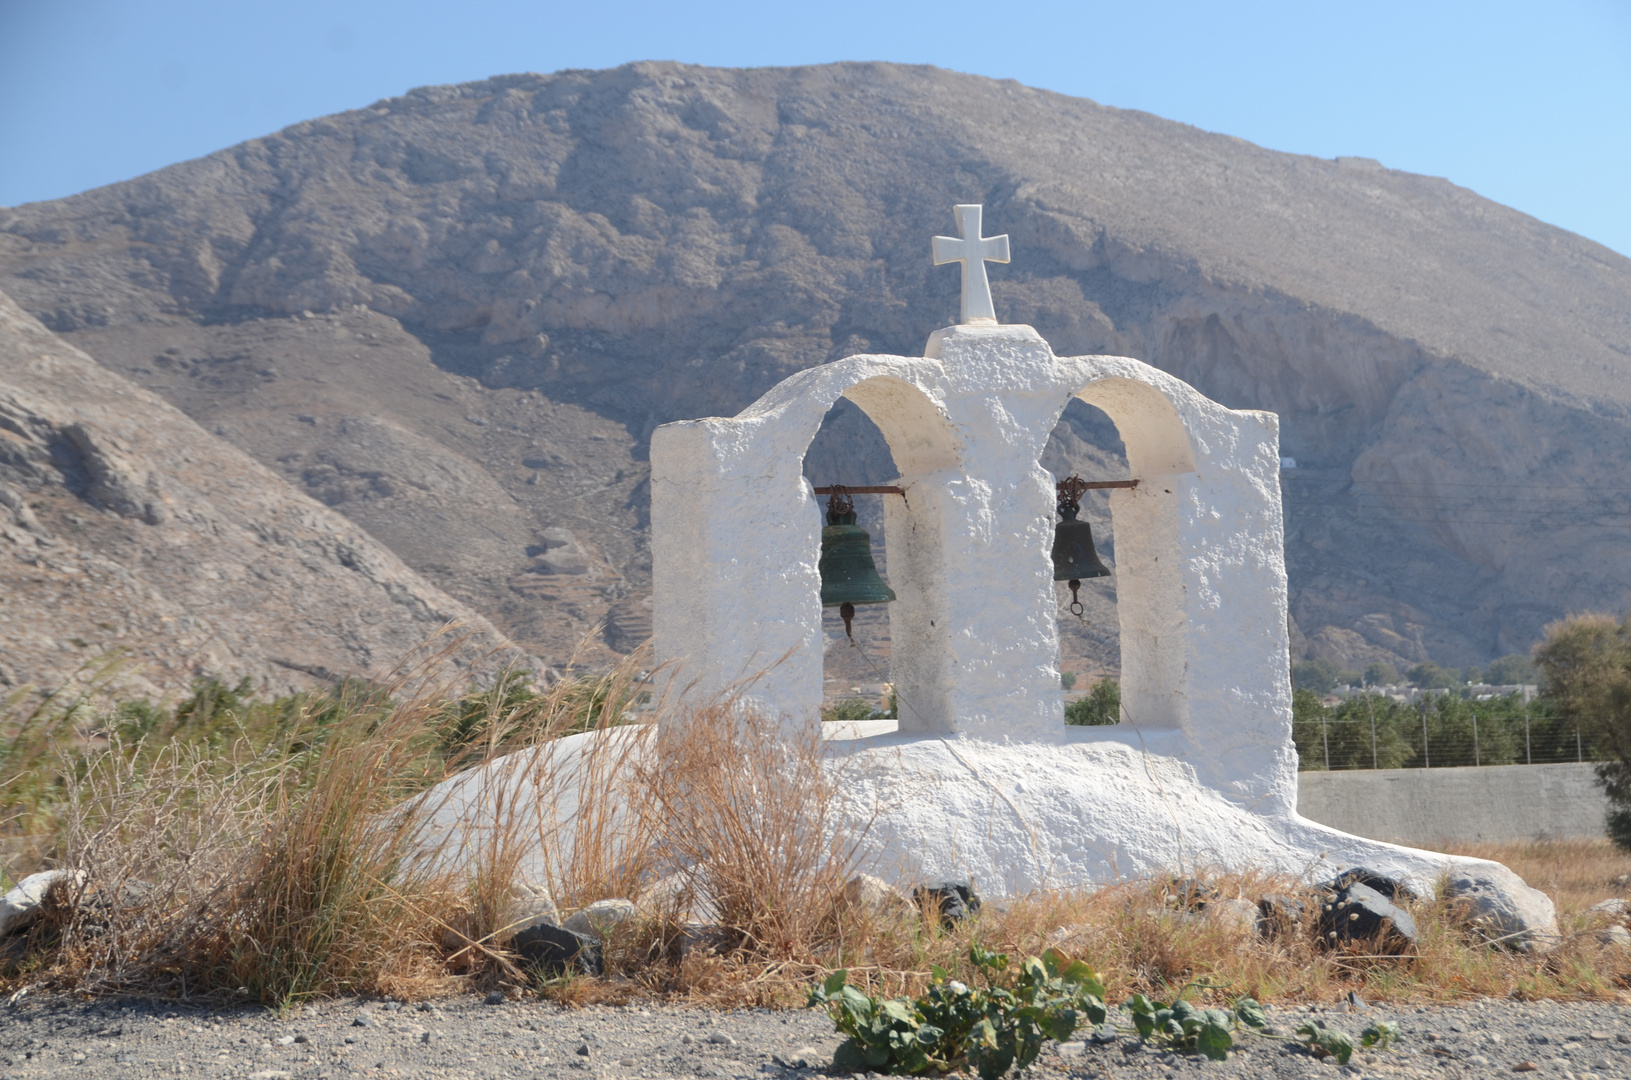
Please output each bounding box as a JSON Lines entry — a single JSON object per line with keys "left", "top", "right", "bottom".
{"left": 484, "top": 991, "right": 506, "bottom": 1005}
{"left": 1257, "top": 893, "right": 1307, "bottom": 936}
{"left": 913, "top": 882, "right": 981, "bottom": 929}
{"left": 1316, "top": 881, "right": 1418, "bottom": 952}
{"left": 512, "top": 921, "right": 603, "bottom": 977}
{"left": 1318, "top": 867, "right": 1405, "bottom": 901}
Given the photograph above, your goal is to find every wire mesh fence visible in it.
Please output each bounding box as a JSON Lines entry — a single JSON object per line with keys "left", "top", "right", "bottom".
{"left": 1291, "top": 690, "right": 1606, "bottom": 771}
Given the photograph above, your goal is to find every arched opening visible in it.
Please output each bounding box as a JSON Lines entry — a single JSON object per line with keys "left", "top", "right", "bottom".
{"left": 804, "top": 398, "right": 896, "bottom": 712}
{"left": 1064, "top": 376, "right": 1197, "bottom": 731}
{"left": 796, "top": 373, "right": 960, "bottom": 727}
{"left": 1042, "top": 398, "right": 1125, "bottom": 720}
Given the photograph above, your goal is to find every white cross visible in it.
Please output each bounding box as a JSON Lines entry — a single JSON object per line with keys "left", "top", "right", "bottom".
{"left": 932, "top": 204, "right": 1010, "bottom": 325}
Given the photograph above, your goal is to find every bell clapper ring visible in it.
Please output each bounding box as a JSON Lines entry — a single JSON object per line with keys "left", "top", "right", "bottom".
{"left": 1067, "top": 578, "right": 1085, "bottom": 622}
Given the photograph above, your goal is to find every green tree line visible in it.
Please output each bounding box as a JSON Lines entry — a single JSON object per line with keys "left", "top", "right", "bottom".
{"left": 1291, "top": 689, "right": 1594, "bottom": 772}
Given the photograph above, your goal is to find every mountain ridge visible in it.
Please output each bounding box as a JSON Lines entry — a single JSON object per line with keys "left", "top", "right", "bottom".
{"left": 0, "top": 288, "right": 535, "bottom": 701}
{"left": 2, "top": 61, "right": 1628, "bottom": 679}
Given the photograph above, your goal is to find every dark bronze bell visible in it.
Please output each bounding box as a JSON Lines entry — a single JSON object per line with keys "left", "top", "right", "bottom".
{"left": 1052, "top": 475, "right": 1110, "bottom": 619}
{"left": 818, "top": 488, "right": 895, "bottom": 640}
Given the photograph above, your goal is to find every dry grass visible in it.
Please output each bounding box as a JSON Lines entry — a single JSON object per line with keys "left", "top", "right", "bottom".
{"left": 4, "top": 644, "right": 1629, "bottom": 1011}
{"left": 632, "top": 861, "right": 1629, "bottom": 1012}
{"left": 0, "top": 638, "right": 661, "bottom": 1007}
{"left": 636, "top": 708, "right": 870, "bottom": 961}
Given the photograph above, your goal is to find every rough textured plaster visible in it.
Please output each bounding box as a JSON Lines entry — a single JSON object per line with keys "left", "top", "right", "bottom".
{"left": 423, "top": 724, "right": 1547, "bottom": 912}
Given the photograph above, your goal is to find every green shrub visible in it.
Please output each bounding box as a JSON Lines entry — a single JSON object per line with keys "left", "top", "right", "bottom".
{"left": 1291, "top": 657, "right": 1339, "bottom": 693}
{"left": 823, "top": 696, "right": 880, "bottom": 723}
{"left": 809, "top": 946, "right": 1107, "bottom": 1078}
{"left": 1485, "top": 653, "right": 1538, "bottom": 685}
{"left": 1065, "top": 679, "right": 1119, "bottom": 726}
{"left": 1363, "top": 661, "right": 1400, "bottom": 686}
{"left": 1406, "top": 662, "right": 1460, "bottom": 689}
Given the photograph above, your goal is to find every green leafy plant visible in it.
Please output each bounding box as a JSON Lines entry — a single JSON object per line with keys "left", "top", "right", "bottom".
{"left": 1124, "top": 991, "right": 1265, "bottom": 1061}
{"left": 1295, "top": 1019, "right": 1355, "bottom": 1063}
{"left": 1065, "top": 678, "right": 1120, "bottom": 725}
{"left": 821, "top": 696, "right": 878, "bottom": 724}
{"left": 808, "top": 945, "right": 1107, "bottom": 1078}
{"left": 1125, "top": 989, "right": 1397, "bottom": 1065}
{"left": 1292, "top": 1019, "right": 1396, "bottom": 1064}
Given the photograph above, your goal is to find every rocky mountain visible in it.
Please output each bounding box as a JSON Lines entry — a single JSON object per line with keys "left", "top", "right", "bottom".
{"left": 3, "top": 61, "right": 1629, "bottom": 680}
{"left": 0, "top": 289, "right": 532, "bottom": 702}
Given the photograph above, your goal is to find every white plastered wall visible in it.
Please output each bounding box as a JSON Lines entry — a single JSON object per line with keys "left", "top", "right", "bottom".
{"left": 653, "top": 323, "right": 1296, "bottom": 810}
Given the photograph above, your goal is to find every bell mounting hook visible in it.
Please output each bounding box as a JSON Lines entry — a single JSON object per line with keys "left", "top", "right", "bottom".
{"left": 825, "top": 485, "right": 855, "bottom": 524}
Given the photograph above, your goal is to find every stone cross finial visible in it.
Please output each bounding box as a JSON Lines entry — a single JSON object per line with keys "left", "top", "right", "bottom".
{"left": 932, "top": 204, "right": 1010, "bottom": 325}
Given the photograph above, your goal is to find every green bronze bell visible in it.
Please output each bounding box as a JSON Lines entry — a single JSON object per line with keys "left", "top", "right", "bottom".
{"left": 818, "top": 488, "right": 895, "bottom": 639}
{"left": 1052, "top": 475, "right": 1111, "bottom": 620}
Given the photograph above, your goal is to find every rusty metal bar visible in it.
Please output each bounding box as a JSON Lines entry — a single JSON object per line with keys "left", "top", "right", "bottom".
{"left": 813, "top": 485, "right": 906, "bottom": 496}
{"left": 1058, "top": 479, "right": 1139, "bottom": 490}
{"left": 813, "top": 481, "right": 1134, "bottom": 496}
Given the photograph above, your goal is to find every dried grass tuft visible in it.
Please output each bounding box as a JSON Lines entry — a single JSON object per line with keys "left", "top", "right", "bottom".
{"left": 635, "top": 706, "right": 870, "bottom": 963}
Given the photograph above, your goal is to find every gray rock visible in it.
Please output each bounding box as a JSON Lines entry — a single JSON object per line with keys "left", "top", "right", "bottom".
{"left": 837, "top": 874, "right": 913, "bottom": 917}
{"left": 511, "top": 921, "right": 603, "bottom": 977}
{"left": 1442, "top": 864, "right": 1560, "bottom": 951}
{"left": 673, "top": 922, "right": 728, "bottom": 960}
{"left": 1200, "top": 897, "right": 1259, "bottom": 935}
{"left": 1257, "top": 893, "right": 1307, "bottom": 937}
{"left": 562, "top": 898, "right": 639, "bottom": 938}
{"left": 913, "top": 882, "right": 981, "bottom": 929}
{"left": 1319, "top": 868, "right": 1407, "bottom": 901}
{"left": 1596, "top": 924, "right": 1630, "bottom": 948}
{"left": 774, "top": 1046, "right": 824, "bottom": 1068}
{"left": 1316, "top": 882, "right": 1417, "bottom": 952}
{"left": 0, "top": 870, "right": 85, "bottom": 937}
{"left": 1587, "top": 897, "right": 1628, "bottom": 918}
{"left": 505, "top": 879, "right": 559, "bottom": 938}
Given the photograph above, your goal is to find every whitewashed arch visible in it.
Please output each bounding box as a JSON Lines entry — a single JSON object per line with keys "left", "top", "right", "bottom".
{"left": 1067, "top": 375, "right": 1197, "bottom": 732}
{"left": 650, "top": 357, "right": 959, "bottom": 728}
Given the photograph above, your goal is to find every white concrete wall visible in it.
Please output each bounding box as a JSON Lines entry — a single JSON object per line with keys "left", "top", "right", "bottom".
{"left": 652, "top": 322, "right": 1296, "bottom": 807}
{"left": 1297, "top": 763, "right": 1611, "bottom": 845}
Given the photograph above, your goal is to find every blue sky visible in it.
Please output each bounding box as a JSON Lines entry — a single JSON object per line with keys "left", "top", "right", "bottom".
{"left": 2, "top": 0, "right": 1628, "bottom": 257}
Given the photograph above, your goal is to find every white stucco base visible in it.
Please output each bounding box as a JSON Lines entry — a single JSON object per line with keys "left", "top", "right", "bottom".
{"left": 825, "top": 729, "right": 1459, "bottom": 897}
{"left": 418, "top": 724, "right": 1550, "bottom": 918}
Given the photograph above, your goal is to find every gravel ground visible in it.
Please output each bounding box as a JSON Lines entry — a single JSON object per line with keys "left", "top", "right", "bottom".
{"left": 1, "top": 993, "right": 1627, "bottom": 1080}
